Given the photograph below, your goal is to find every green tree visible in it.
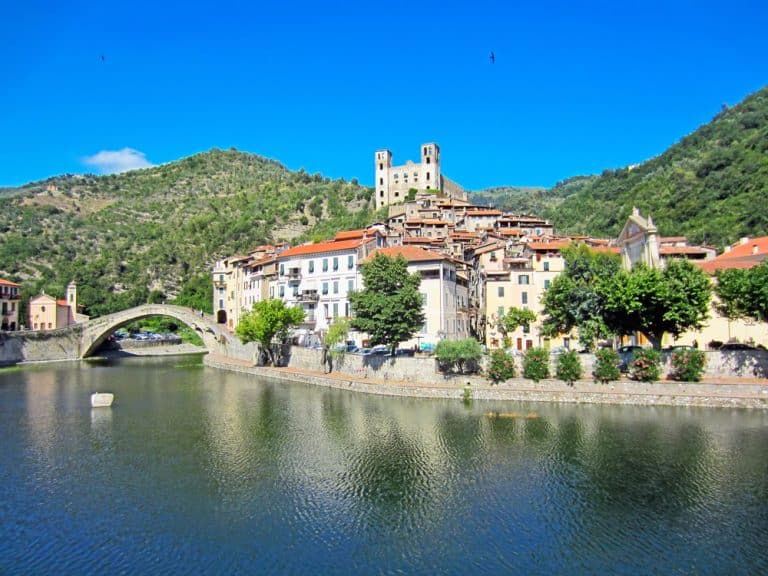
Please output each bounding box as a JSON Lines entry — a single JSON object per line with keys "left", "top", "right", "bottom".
{"left": 349, "top": 253, "right": 425, "bottom": 355}
{"left": 600, "top": 259, "right": 712, "bottom": 349}
{"left": 497, "top": 307, "right": 536, "bottom": 346}
{"left": 541, "top": 244, "right": 621, "bottom": 349}
{"left": 325, "top": 318, "right": 350, "bottom": 355}
{"left": 235, "top": 299, "right": 305, "bottom": 365}
{"left": 715, "top": 261, "right": 768, "bottom": 322}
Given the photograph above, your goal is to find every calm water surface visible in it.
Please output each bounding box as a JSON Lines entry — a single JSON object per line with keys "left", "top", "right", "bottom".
{"left": 1, "top": 356, "right": 767, "bottom": 575}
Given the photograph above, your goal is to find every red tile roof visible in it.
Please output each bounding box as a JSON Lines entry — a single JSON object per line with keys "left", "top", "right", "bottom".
{"left": 659, "top": 246, "right": 713, "bottom": 255}
{"left": 719, "top": 237, "right": 768, "bottom": 260}
{"left": 365, "top": 246, "right": 448, "bottom": 263}
{"left": 279, "top": 238, "right": 365, "bottom": 258}
{"left": 0, "top": 278, "right": 20, "bottom": 287}
{"left": 334, "top": 229, "right": 367, "bottom": 240}
{"left": 527, "top": 241, "right": 571, "bottom": 251}
{"left": 464, "top": 210, "right": 502, "bottom": 217}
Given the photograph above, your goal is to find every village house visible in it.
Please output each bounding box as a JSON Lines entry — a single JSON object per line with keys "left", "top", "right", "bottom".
{"left": 367, "top": 246, "right": 470, "bottom": 350}
{"left": 1, "top": 278, "right": 21, "bottom": 331}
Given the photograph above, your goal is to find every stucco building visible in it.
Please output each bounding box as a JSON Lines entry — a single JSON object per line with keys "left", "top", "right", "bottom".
{"left": 28, "top": 282, "right": 83, "bottom": 331}
{"left": 1, "top": 278, "right": 21, "bottom": 331}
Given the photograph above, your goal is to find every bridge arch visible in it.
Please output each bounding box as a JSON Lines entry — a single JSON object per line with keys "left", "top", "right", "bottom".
{"left": 80, "top": 304, "right": 232, "bottom": 358}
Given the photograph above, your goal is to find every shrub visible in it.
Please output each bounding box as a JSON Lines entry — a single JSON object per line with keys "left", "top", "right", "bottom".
{"left": 556, "top": 350, "right": 583, "bottom": 386}
{"left": 593, "top": 348, "right": 621, "bottom": 384}
{"left": 523, "top": 347, "right": 549, "bottom": 382}
{"left": 629, "top": 349, "right": 661, "bottom": 382}
{"left": 669, "top": 348, "right": 706, "bottom": 382}
{"left": 435, "top": 338, "right": 482, "bottom": 374}
{"left": 487, "top": 349, "right": 516, "bottom": 384}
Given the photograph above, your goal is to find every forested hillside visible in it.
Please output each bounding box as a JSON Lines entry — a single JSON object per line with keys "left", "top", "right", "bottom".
{"left": 476, "top": 86, "right": 768, "bottom": 246}
{"left": 0, "top": 148, "right": 377, "bottom": 317}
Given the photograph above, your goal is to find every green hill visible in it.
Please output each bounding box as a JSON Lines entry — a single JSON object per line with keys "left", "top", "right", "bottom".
{"left": 539, "top": 86, "right": 768, "bottom": 245}
{"left": 0, "top": 148, "right": 377, "bottom": 317}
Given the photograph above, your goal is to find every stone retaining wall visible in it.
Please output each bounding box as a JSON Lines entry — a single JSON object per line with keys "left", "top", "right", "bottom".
{"left": 0, "top": 327, "right": 82, "bottom": 366}
{"left": 204, "top": 355, "right": 768, "bottom": 409}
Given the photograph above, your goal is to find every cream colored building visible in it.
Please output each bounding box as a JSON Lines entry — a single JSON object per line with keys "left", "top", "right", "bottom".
{"left": 368, "top": 246, "right": 469, "bottom": 350}
{"left": 1, "top": 278, "right": 21, "bottom": 331}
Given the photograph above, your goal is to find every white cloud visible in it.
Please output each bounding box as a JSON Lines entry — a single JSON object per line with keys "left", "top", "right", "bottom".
{"left": 82, "top": 148, "right": 154, "bottom": 174}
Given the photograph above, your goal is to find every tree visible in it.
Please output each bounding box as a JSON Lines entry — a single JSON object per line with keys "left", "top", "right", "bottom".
{"left": 235, "top": 299, "right": 305, "bottom": 365}
{"left": 497, "top": 307, "right": 536, "bottom": 346}
{"left": 349, "top": 253, "right": 425, "bottom": 355}
{"left": 541, "top": 244, "right": 621, "bottom": 349}
{"left": 715, "top": 261, "right": 768, "bottom": 322}
{"left": 600, "top": 259, "right": 712, "bottom": 349}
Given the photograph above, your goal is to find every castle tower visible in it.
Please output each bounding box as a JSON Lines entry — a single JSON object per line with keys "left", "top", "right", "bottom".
{"left": 374, "top": 149, "right": 392, "bottom": 210}
{"left": 420, "top": 142, "right": 441, "bottom": 191}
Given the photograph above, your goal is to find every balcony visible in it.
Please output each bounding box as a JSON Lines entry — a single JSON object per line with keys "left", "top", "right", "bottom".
{"left": 0, "top": 292, "right": 21, "bottom": 300}
{"left": 299, "top": 291, "right": 319, "bottom": 302}
{"left": 287, "top": 268, "right": 302, "bottom": 283}
{"left": 300, "top": 315, "right": 316, "bottom": 329}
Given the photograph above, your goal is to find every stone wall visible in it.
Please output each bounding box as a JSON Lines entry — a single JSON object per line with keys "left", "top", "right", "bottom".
{"left": 0, "top": 327, "right": 82, "bottom": 366}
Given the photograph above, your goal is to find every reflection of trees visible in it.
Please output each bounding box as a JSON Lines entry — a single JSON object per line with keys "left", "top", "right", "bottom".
{"left": 579, "top": 419, "right": 713, "bottom": 513}
{"left": 338, "top": 421, "right": 435, "bottom": 523}
{"left": 319, "top": 390, "right": 353, "bottom": 443}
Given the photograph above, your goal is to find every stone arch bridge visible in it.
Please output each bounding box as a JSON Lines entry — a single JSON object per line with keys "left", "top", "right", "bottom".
{"left": 1, "top": 304, "right": 248, "bottom": 365}
{"left": 81, "top": 304, "right": 234, "bottom": 358}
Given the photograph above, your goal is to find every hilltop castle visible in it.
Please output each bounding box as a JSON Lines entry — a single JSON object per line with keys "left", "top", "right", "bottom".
{"left": 374, "top": 142, "right": 467, "bottom": 210}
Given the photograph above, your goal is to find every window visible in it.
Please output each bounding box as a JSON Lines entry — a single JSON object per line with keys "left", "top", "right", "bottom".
{"left": 543, "top": 261, "right": 549, "bottom": 271}
{"left": 333, "top": 303, "right": 339, "bottom": 317}
{"left": 348, "top": 279, "right": 354, "bottom": 292}
{"left": 279, "top": 264, "right": 285, "bottom": 276}
{"left": 498, "top": 286, "right": 505, "bottom": 297}
{"left": 380, "top": 190, "right": 384, "bottom": 197}
{"left": 322, "top": 259, "right": 328, "bottom": 272}
{"left": 522, "top": 292, "right": 528, "bottom": 305}
{"left": 426, "top": 172, "right": 430, "bottom": 181}
{"left": 309, "top": 260, "right": 315, "bottom": 273}
{"left": 518, "top": 274, "right": 530, "bottom": 285}
{"left": 348, "top": 255, "right": 354, "bottom": 269}
{"left": 41, "top": 306, "right": 46, "bottom": 312}
{"left": 544, "top": 279, "right": 551, "bottom": 289}
{"left": 322, "top": 282, "right": 329, "bottom": 295}
{"left": 379, "top": 177, "right": 383, "bottom": 185}
{"left": 498, "top": 306, "right": 504, "bottom": 316}
{"left": 379, "top": 163, "right": 383, "bottom": 170}
{"left": 279, "top": 285, "right": 285, "bottom": 297}
{"left": 345, "top": 302, "right": 350, "bottom": 317}
{"left": 426, "top": 157, "right": 431, "bottom": 164}
{"left": 333, "top": 281, "right": 339, "bottom": 294}
{"left": 333, "top": 257, "right": 339, "bottom": 271}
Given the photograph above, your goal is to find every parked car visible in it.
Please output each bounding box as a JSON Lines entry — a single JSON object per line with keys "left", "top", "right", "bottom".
{"left": 617, "top": 345, "right": 644, "bottom": 372}
{"left": 371, "top": 345, "right": 389, "bottom": 355}
{"left": 720, "top": 342, "right": 756, "bottom": 351}
{"left": 353, "top": 348, "right": 374, "bottom": 356}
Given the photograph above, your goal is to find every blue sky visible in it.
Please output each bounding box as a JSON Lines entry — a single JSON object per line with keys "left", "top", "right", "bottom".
{"left": 1, "top": 0, "right": 766, "bottom": 189}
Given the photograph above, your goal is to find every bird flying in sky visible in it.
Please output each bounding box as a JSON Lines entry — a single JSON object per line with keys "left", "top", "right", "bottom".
{"left": 490, "top": 51, "right": 495, "bottom": 64}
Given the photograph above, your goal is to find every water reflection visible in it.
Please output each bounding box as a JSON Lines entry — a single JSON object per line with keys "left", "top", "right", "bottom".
{"left": 1, "top": 358, "right": 767, "bottom": 575}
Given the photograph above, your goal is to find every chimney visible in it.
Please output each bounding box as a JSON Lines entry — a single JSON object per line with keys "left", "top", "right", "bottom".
{"left": 740, "top": 237, "right": 749, "bottom": 245}
{"left": 753, "top": 244, "right": 759, "bottom": 255}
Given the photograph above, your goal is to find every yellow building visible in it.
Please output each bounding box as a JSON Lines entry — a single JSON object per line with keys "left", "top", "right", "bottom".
{"left": 1, "top": 278, "right": 21, "bottom": 331}
{"left": 28, "top": 282, "right": 81, "bottom": 331}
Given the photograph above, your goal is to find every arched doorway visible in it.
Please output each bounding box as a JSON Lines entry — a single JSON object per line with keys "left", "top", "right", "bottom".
{"left": 217, "top": 310, "right": 227, "bottom": 325}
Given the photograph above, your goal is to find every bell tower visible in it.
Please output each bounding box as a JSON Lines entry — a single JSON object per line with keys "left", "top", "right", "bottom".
{"left": 374, "top": 149, "right": 392, "bottom": 210}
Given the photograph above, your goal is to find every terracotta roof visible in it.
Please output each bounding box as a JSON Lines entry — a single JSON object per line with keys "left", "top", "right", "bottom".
{"left": 0, "top": 278, "right": 20, "bottom": 287}
{"left": 279, "top": 238, "right": 364, "bottom": 258}
{"left": 365, "top": 246, "right": 448, "bottom": 263}
{"left": 56, "top": 300, "right": 69, "bottom": 307}
{"left": 719, "top": 237, "right": 768, "bottom": 260}
{"left": 497, "top": 228, "right": 524, "bottom": 236}
{"left": 464, "top": 210, "right": 502, "bottom": 217}
{"left": 659, "top": 246, "right": 713, "bottom": 255}
{"left": 422, "top": 219, "right": 450, "bottom": 226}
{"left": 334, "top": 229, "right": 367, "bottom": 240}
{"left": 591, "top": 246, "right": 621, "bottom": 254}
{"left": 527, "top": 241, "right": 571, "bottom": 251}
{"left": 697, "top": 253, "right": 768, "bottom": 274}
{"left": 659, "top": 236, "right": 688, "bottom": 244}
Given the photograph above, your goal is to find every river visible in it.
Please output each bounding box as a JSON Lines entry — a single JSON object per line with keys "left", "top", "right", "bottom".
{"left": 1, "top": 355, "right": 766, "bottom": 575}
